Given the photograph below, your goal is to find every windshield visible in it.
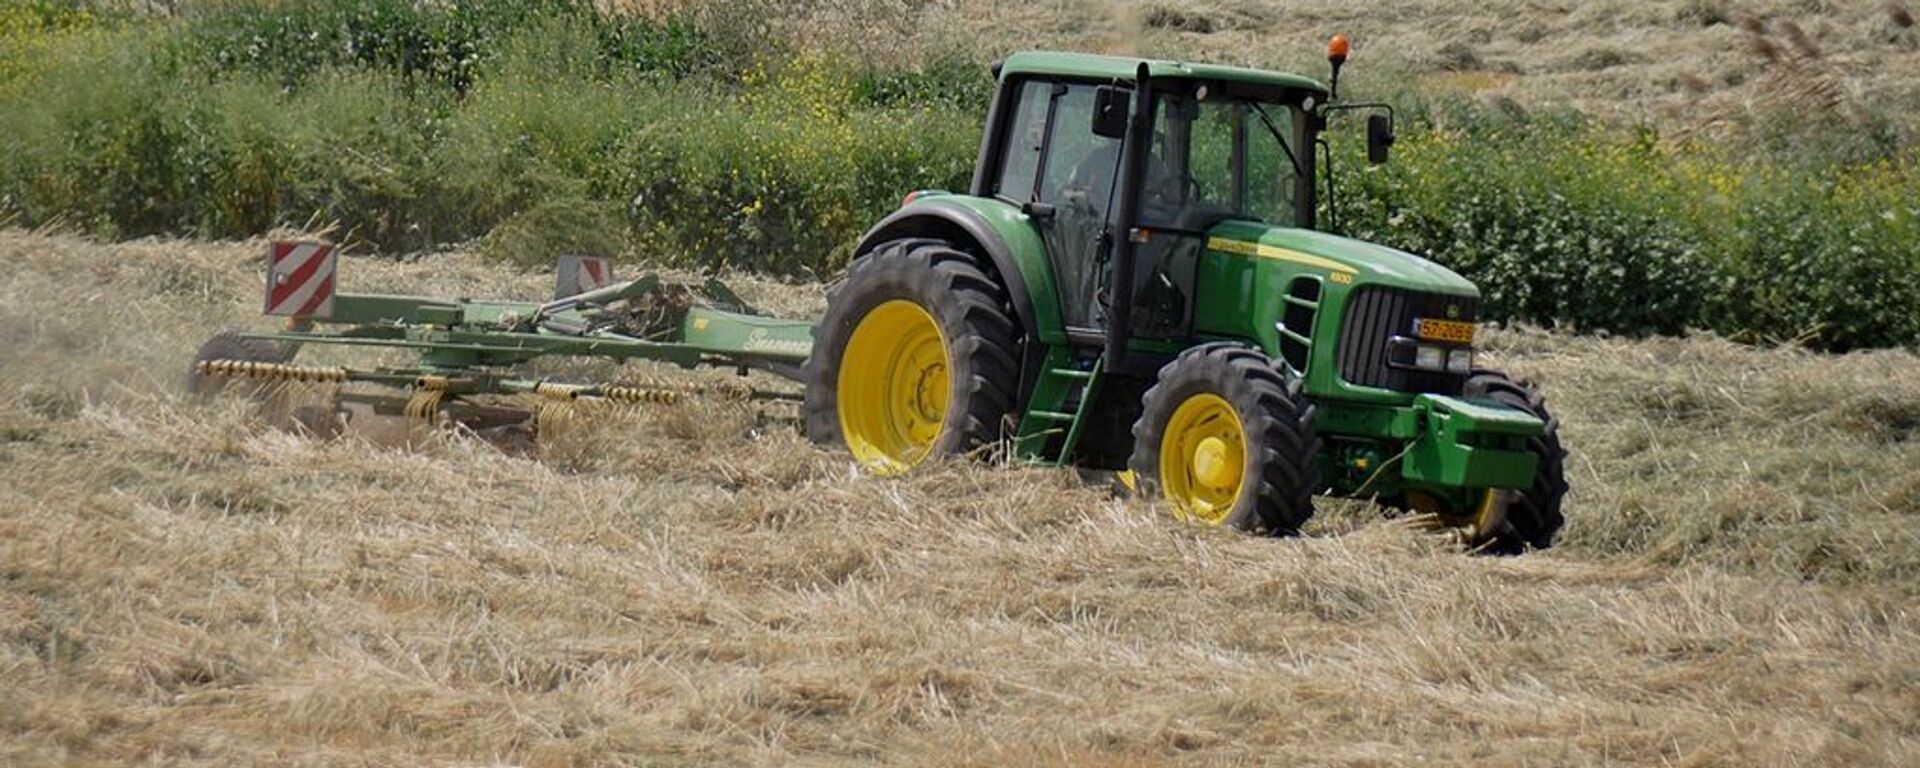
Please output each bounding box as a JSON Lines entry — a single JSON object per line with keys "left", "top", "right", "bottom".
{"left": 1141, "top": 87, "right": 1303, "bottom": 230}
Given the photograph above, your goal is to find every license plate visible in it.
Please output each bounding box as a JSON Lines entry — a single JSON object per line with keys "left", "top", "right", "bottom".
{"left": 1414, "top": 318, "right": 1475, "bottom": 344}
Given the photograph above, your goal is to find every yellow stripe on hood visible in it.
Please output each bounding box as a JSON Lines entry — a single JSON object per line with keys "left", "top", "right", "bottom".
{"left": 1206, "top": 237, "right": 1359, "bottom": 275}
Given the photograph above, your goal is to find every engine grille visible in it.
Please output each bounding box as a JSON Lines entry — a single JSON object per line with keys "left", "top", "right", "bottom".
{"left": 1336, "top": 286, "right": 1477, "bottom": 395}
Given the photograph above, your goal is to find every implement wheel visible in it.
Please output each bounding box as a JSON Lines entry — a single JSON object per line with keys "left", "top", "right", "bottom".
{"left": 186, "top": 331, "right": 291, "bottom": 401}
{"left": 803, "top": 239, "right": 1020, "bottom": 473}
{"left": 187, "top": 331, "right": 345, "bottom": 437}
{"left": 1129, "top": 344, "right": 1321, "bottom": 534}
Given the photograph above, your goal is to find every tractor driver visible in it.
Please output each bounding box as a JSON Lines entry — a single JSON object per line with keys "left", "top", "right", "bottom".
{"left": 1050, "top": 133, "right": 1122, "bottom": 327}
{"left": 1052, "top": 128, "right": 1187, "bottom": 330}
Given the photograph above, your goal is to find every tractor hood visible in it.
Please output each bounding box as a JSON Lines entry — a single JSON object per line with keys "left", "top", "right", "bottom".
{"left": 1207, "top": 221, "right": 1479, "bottom": 298}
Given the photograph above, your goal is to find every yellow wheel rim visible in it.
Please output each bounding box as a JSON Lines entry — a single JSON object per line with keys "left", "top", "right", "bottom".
{"left": 1404, "top": 491, "right": 1446, "bottom": 518}
{"left": 837, "top": 299, "right": 951, "bottom": 475}
{"left": 1159, "top": 393, "right": 1247, "bottom": 524}
{"left": 1406, "top": 489, "right": 1504, "bottom": 539}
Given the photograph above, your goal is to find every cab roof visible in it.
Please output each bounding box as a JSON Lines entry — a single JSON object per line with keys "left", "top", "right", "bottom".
{"left": 998, "top": 50, "right": 1329, "bottom": 96}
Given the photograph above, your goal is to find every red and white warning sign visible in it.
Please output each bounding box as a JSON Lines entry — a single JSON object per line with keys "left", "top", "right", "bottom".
{"left": 264, "top": 240, "right": 337, "bottom": 318}
{"left": 554, "top": 255, "right": 616, "bottom": 300}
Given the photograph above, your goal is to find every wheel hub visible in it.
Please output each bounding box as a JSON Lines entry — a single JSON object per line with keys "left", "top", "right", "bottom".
{"left": 911, "top": 362, "right": 946, "bottom": 424}
{"left": 1191, "top": 436, "right": 1236, "bottom": 489}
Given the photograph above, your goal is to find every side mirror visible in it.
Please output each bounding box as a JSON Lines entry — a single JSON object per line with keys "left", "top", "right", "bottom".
{"left": 1366, "top": 113, "right": 1395, "bottom": 164}
{"left": 1091, "top": 85, "right": 1130, "bottom": 139}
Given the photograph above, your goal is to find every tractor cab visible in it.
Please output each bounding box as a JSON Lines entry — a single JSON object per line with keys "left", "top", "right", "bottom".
{"left": 1111, "top": 77, "right": 1318, "bottom": 341}
{"left": 978, "top": 54, "right": 1331, "bottom": 352}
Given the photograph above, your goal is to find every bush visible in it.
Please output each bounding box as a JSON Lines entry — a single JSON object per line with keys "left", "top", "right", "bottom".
{"left": 0, "top": 15, "right": 978, "bottom": 271}
{"left": 0, "top": 1, "right": 102, "bottom": 84}
{"left": 1340, "top": 123, "right": 1714, "bottom": 338}
{"left": 0, "top": 26, "right": 444, "bottom": 247}
{"left": 1337, "top": 111, "right": 1920, "bottom": 350}
{"left": 1712, "top": 163, "right": 1920, "bottom": 349}
{"left": 425, "top": 43, "right": 977, "bottom": 273}
{"left": 162, "top": 0, "right": 723, "bottom": 91}
{"left": 851, "top": 53, "right": 993, "bottom": 110}
{"left": 605, "top": 55, "right": 977, "bottom": 274}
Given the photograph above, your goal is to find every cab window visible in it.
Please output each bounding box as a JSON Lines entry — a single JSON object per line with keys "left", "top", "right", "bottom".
{"left": 1141, "top": 88, "right": 1301, "bottom": 230}
{"left": 994, "top": 82, "right": 1049, "bottom": 200}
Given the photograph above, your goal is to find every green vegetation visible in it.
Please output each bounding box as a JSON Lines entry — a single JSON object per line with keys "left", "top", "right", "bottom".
{"left": 0, "top": 0, "right": 977, "bottom": 275}
{"left": 1339, "top": 113, "right": 1920, "bottom": 350}
{"left": 1, "top": 0, "right": 1915, "bottom": 349}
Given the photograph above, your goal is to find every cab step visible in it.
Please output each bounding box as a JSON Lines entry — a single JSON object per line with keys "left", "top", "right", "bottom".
{"left": 1014, "top": 351, "right": 1105, "bottom": 466}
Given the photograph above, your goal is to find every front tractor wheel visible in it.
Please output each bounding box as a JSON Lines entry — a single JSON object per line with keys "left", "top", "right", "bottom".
{"left": 1129, "top": 344, "right": 1322, "bottom": 534}
{"left": 1463, "top": 369, "right": 1569, "bottom": 553}
{"left": 803, "top": 240, "right": 1020, "bottom": 474}
{"left": 1397, "top": 369, "right": 1569, "bottom": 553}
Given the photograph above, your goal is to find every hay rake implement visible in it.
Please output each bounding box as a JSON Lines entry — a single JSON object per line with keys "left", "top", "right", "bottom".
{"left": 189, "top": 243, "right": 812, "bottom": 434}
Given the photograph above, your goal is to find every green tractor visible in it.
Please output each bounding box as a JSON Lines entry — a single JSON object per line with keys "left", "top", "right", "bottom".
{"left": 803, "top": 45, "right": 1568, "bottom": 551}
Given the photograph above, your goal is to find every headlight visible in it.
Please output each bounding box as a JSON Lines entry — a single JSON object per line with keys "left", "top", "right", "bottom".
{"left": 1446, "top": 348, "right": 1473, "bottom": 374}
{"left": 1415, "top": 345, "right": 1445, "bottom": 371}
{"left": 1386, "top": 336, "right": 1475, "bottom": 375}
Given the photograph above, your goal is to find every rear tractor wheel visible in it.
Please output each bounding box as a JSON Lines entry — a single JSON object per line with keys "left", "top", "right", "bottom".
{"left": 1129, "top": 344, "right": 1322, "bottom": 535}
{"left": 802, "top": 240, "right": 1021, "bottom": 473}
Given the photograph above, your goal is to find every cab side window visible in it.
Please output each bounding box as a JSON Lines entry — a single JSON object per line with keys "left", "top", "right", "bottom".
{"left": 991, "top": 79, "right": 1128, "bottom": 329}
{"left": 995, "top": 82, "right": 1049, "bottom": 201}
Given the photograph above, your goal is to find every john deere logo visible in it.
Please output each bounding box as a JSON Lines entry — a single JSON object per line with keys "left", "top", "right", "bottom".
{"left": 1445, "top": 305, "right": 1462, "bottom": 319}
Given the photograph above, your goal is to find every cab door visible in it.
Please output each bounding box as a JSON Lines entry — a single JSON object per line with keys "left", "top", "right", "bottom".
{"left": 990, "top": 80, "right": 1126, "bottom": 331}
{"left": 1124, "top": 90, "right": 1228, "bottom": 341}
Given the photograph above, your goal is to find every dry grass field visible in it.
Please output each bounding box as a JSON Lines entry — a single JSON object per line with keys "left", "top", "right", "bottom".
{"left": 2, "top": 229, "right": 1917, "bottom": 766}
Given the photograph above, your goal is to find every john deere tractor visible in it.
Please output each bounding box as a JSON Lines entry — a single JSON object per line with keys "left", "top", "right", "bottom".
{"left": 804, "top": 45, "right": 1569, "bottom": 551}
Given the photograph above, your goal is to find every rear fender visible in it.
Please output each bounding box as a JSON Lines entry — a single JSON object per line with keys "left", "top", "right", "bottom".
{"left": 852, "top": 198, "right": 1065, "bottom": 346}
